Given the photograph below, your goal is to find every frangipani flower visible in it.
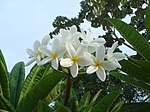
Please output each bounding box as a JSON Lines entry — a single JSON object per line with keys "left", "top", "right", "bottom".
{"left": 86, "top": 44, "right": 118, "bottom": 81}
{"left": 80, "top": 29, "right": 106, "bottom": 53}
{"left": 26, "top": 35, "right": 50, "bottom": 66}
{"left": 39, "top": 38, "right": 65, "bottom": 70}
{"left": 105, "top": 41, "right": 126, "bottom": 68}
{"left": 60, "top": 42, "right": 90, "bottom": 78}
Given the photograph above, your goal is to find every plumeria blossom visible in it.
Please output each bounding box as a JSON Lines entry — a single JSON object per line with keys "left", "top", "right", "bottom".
{"left": 26, "top": 35, "right": 50, "bottom": 66}
{"left": 60, "top": 42, "right": 90, "bottom": 78}
{"left": 105, "top": 41, "right": 126, "bottom": 68}
{"left": 39, "top": 38, "right": 65, "bottom": 70}
{"left": 80, "top": 29, "right": 106, "bottom": 53}
{"left": 86, "top": 44, "right": 119, "bottom": 81}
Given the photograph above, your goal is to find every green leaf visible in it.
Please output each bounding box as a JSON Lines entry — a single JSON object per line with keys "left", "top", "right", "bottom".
{"left": 108, "top": 18, "right": 150, "bottom": 61}
{"left": 0, "top": 94, "right": 16, "bottom": 112}
{"left": 92, "top": 90, "right": 121, "bottom": 112}
{"left": 91, "top": 89, "right": 102, "bottom": 104}
{"left": 145, "top": 2, "right": 150, "bottom": 39}
{"left": 9, "top": 62, "right": 25, "bottom": 109}
{"left": 120, "top": 60, "right": 150, "bottom": 84}
{"left": 17, "top": 70, "right": 64, "bottom": 112}
{"left": 110, "top": 100, "right": 124, "bottom": 112}
{"left": 111, "top": 72, "right": 150, "bottom": 91}
{"left": 0, "top": 49, "right": 8, "bottom": 72}
{"left": 0, "top": 60, "right": 10, "bottom": 100}
{"left": 19, "top": 64, "right": 51, "bottom": 102}
{"left": 56, "top": 105, "right": 71, "bottom": 112}
{"left": 0, "top": 109, "right": 10, "bottom": 112}
{"left": 45, "top": 81, "right": 65, "bottom": 104}
{"left": 79, "top": 91, "right": 91, "bottom": 107}
{"left": 120, "top": 103, "right": 150, "bottom": 112}
{"left": 37, "top": 100, "right": 53, "bottom": 112}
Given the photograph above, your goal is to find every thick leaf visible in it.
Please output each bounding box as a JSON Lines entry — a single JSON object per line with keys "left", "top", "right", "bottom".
{"left": 110, "top": 100, "right": 124, "bottom": 112}
{"left": 37, "top": 100, "right": 53, "bottom": 112}
{"left": 0, "top": 60, "right": 10, "bottom": 100}
{"left": 91, "top": 89, "right": 102, "bottom": 104}
{"left": 0, "top": 94, "right": 16, "bottom": 112}
{"left": 0, "top": 49, "right": 8, "bottom": 72}
{"left": 17, "top": 70, "right": 64, "bottom": 112}
{"left": 145, "top": 2, "right": 150, "bottom": 39}
{"left": 92, "top": 90, "right": 121, "bottom": 112}
{"left": 19, "top": 64, "right": 51, "bottom": 102}
{"left": 120, "top": 103, "right": 150, "bottom": 112}
{"left": 68, "top": 96, "right": 78, "bottom": 112}
{"left": 0, "top": 109, "right": 10, "bottom": 112}
{"left": 130, "top": 58, "right": 150, "bottom": 74}
{"left": 111, "top": 72, "right": 150, "bottom": 91}
{"left": 45, "top": 82, "right": 65, "bottom": 104}
{"left": 108, "top": 19, "right": 150, "bottom": 61}
{"left": 79, "top": 91, "right": 91, "bottom": 107}
{"left": 56, "top": 105, "right": 71, "bottom": 112}
{"left": 9, "top": 62, "right": 25, "bottom": 109}
{"left": 120, "top": 60, "right": 150, "bottom": 84}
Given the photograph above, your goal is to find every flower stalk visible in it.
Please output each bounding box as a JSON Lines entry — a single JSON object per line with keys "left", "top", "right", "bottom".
{"left": 64, "top": 72, "right": 72, "bottom": 106}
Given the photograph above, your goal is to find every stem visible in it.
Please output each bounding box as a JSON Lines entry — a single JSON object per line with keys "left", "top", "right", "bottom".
{"left": 64, "top": 72, "right": 72, "bottom": 106}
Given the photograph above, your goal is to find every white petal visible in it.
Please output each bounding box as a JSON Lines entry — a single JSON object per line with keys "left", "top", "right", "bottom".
{"left": 38, "top": 57, "right": 51, "bottom": 66}
{"left": 96, "top": 44, "right": 105, "bottom": 61}
{"left": 70, "top": 63, "right": 78, "bottom": 78}
{"left": 110, "top": 41, "right": 118, "bottom": 53}
{"left": 102, "top": 61, "right": 118, "bottom": 70}
{"left": 26, "top": 49, "right": 35, "bottom": 57}
{"left": 84, "top": 52, "right": 95, "bottom": 63}
{"left": 57, "top": 46, "right": 66, "bottom": 58}
{"left": 88, "top": 42, "right": 98, "bottom": 53}
{"left": 86, "top": 65, "right": 98, "bottom": 74}
{"left": 66, "top": 42, "right": 76, "bottom": 57}
{"left": 113, "top": 53, "right": 126, "bottom": 61}
{"left": 60, "top": 58, "right": 73, "bottom": 67}
{"left": 52, "top": 38, "right": 60, "bottom": 52}
{"left": 52, "top": 58, "right": 59, "bottom": 70}
{"left": 70, "top": 25, "right": 77, "bottom": 34}
{"left": 96, "top": 68, "right": 106, "bottom": 82}
{"left": 33, "top": 40, "right": 41, "bottom": 53}
{"left": 94, "top": 38, "right": 106, "bottom": 44}
{"left": 71, "top": 38, "right": 81, "bottom": 50}
{"left": 26, "top": 57, "right": 36, "bottom": 66}
{"left": 39, "top": 47, "right": 51, "bottom": 56}
{"left": 78, "top": 56, "right": 91, "bottom": 66}
{"left": 42, "top": 35, "right": 50, "bottom": 46}
{"left": 76, "top": 44, "right": 87, "bottom": 56}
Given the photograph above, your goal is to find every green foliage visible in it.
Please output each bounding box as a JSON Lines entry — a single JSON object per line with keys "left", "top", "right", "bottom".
{"left": 9, "top": 62, "right": 25, "bottom": 109}
{"left": 145, "top": 1, "right": 150, "bottom": 39}
{"left": 108, "top": 18, "right": 150, "bottom": 61}
{"left": 17, "top": 70, "right": 64, "bottom": 112}
{"left": 92, "top": 90, "right": 121, "bottom": 112}
{"left": 0, "top": 49, "right": 8, "bottom": 72}
{"left": 110, "top": 100, "right": 124, "bottom": 112}
{"left": 36, "top": 100, "right": 53, "bottom": 112}
{"left": 0, "top": 60, "right": 10, "bottom": 100}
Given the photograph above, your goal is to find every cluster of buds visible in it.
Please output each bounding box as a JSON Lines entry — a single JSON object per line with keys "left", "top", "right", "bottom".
{"left": 26, "top": 25, "right": 126, "bottom": 81}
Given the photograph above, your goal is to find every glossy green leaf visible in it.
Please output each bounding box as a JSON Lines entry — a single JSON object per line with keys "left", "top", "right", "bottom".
{"left": 145, "top": 2, "right": 150, "bottom": 39}
{"left": 19, "top": 64, "right": 51, "bottom": 102}
{"left": 0, "top": 49, "right": 8, "bottom": 72}
{"left": 108, "top": 18, "right": 150, "bottom": 61}
{"left": 0, "top": 109, "right": 10, "bottom": 112}
{"left": 0, "top": 94, "right": 16, "bottom": 112}
{"left": 9, "top": 62, "right": 25, "bottom": 109}
{"left": 111, "top": 72, "right": 150, "bottom": 90}
{"left": 91, "top": 89, "right": 102, "bottom": 104}
{"left": 120, "top": 60, "right": 150, "bottom": 84}
{"left": 56, "top": 105, "right": 71, "bottom": 112}
{"left": 92, "top": 90, "right": 121, "bottom": 112}
{"left": 79, "top": 91, "right": 91, "bottom": 107}
{"left": 17, "top": 70, "right": 64, "bottom": 112}
{"left": 120, "top": 103, "right": 150, "bottom": 112}
{"left": 110, "top": 100, "right": 124, "bottom": 112}
{"left": 0, "top": 60, "right": 10, "bottom": 100}
{"left": 37, "top": 100, "right": 53, "bottom": 112}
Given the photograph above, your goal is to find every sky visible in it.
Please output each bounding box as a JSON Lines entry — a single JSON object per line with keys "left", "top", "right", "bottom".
{"left": 0, "top": 0, "right": 135, "bottom": 73}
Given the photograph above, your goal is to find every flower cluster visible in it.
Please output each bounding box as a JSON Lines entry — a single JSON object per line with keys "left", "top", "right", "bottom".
{"left": 26, "top": 25, "right": 126, "bottom": 81}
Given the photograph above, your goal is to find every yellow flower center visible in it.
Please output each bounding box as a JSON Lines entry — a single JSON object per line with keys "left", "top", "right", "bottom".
{"left": 51, "top": 52, "right": 57, "bottom": 59}
{"left": 71, "top": 55, "right": 79, "bottom": 63}
{"left": 95, "top": 60, "right": 102, "bottom": 68}
{"left": 36, "top": 52, "right": 42, "bottom": 57}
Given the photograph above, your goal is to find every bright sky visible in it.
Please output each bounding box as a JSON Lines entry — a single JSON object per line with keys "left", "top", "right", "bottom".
{"left": 0, "top": 0, "right": 135, "bottom": 73}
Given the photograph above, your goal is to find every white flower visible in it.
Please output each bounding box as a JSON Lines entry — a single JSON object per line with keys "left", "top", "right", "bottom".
{"left": 80, "top": 29, "right": 106, "bottom": 53}
{"left": 86, "top": 44, "right": 118, "bottom": 82}
{"left": 60, "top": 42, "right": 90, "bottom": 78}
{"left": 105, "top": 41, "right": 126, "bottom": 68}
{"left": 39, "top": 38, "right": 65, "bottom": 70}
{"left": 26, "top": 35, "right": 50, "bottom": 66}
